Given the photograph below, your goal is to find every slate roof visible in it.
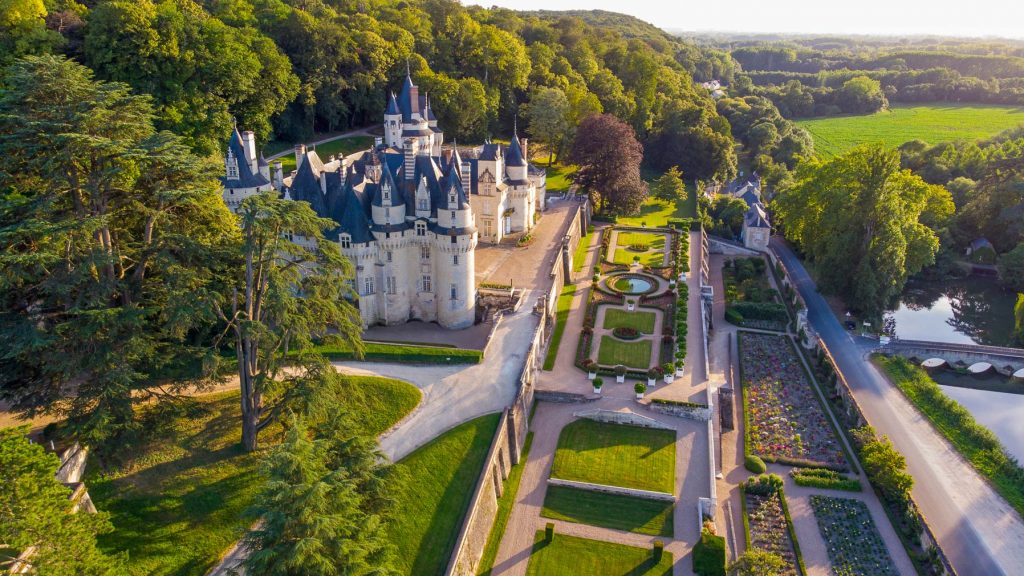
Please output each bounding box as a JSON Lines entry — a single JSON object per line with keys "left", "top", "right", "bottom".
{"left": 222, "top": 128, "right": 271, "bottom": 189}
{"left": 969, "top": 237, "right": 994, "bottom": 252}
{"left": 745, "top": 203, "right": 770, "bottom": 229}
{"left": 385, "top": 92, "right": 400, "bottom": 115}
{"left": 506, "top": 134, "right": 527, "bottom": 167}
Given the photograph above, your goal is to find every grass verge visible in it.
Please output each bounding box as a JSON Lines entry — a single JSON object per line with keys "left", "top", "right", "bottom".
{"left": 541, "top": 485, "right": 673, "bottom": 536}
{"left": 390, "top": 413, "right": 502, "bottom": 576}
{"left": 875, "top": 355, "right": 1024, "bottom": 518}
{"left": 311, "top": 341, "right": 482, "bottom": 364}
{"left": 551, "top": 419, "right": 675, "bottom": 493}
{"left": 597, "top": 335, "right": 652, "bottom": 369}
{"left": 478, "top": 433, "right": 535, "bottom": 576}
{"left": 573, "top": 231, "right": 592, "bottom": 273}
{"left": 525, "top": 531, "right": 673, "bottom": 576}
{"left": 543, "top": 284, "right": 578, "bottom": 370}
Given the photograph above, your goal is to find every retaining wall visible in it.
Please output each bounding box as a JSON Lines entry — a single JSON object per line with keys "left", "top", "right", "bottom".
{"left": 573, "top": 408, "right": 675, "bottom": 430}
{"left": 649, "top": 401, "right": 711, "bottom": 422}
{"left": 547, "top": 478, "right": 676, "bottom": 502}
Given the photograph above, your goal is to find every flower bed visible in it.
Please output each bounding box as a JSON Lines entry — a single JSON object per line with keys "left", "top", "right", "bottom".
{"left": 810, "top": 496, "right": 898, "bottom": 576}
{"left": 739, "top": 332, "right": 847, "bottom": 470}
{"left": 742, "top": 475, "right": 802, "bottom": 576}
{"left": 612, "top": 326, "right": 642, "bottom": 340}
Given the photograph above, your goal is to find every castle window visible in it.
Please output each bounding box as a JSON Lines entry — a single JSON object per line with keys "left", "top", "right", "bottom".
{"left": 363, "top": 277, "right": 375, "bottom": 295}
{"left": 422, "top": 275, "right": 432, "bottom": 292}
{"left": 386, "top": 276, "right": 396, "bottom": 295}
{"left": 385, "top": 250, "right": 392, "bottom": 263}
{"left": 453, "top": 254, "right": 459, "bottom": 266}
{"left": 450, "top": 284, "right": 457, "bottom": 300}
{"left": 229, "top": 190, "right": 234, "bottom": 195}
{"left": 339, "top": 234, "right": 351, "bottom": 249}
{"left": 416, "top": 221, "right": 427, "bottom": 236}
{"left": 420, "top": 246, "right": 430, "bottom": 260}
{"left": 418, "top": 197, "right": 429, "bottom": 211}
{"left": 451, "top": 210, "right": 456, "bottom": 221}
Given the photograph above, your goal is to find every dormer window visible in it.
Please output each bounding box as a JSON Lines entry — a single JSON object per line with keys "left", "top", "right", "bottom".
{"left": 416, "top": 221, "right": 427, "bottom": 236}
{"left": 382, "top": 182, "right": 391, "bottom": 204}
{"left": 339, "top": 234, "right": 351, "bottom": 249}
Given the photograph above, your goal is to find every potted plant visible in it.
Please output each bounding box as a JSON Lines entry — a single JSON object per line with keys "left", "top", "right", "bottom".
{"left": 627, "top": 299, "right": 636, "bottom": 312}
{"left": 615, "top": 365, "right": 627, "bottom": 383}
{"left": 593, "top": 377, "right": 604, "bottom": 395}
{"left": 647, "top": 367, "right": 660, "bottom": 387}
{"left": 663, "top": 362, "right": 675, "bottom": 384}
{"left": 634, "top": 381, "right": 646, "bottom": 399}
{"left": 676, "top": 360, "right": 685, "bottom": 377}
{"left": 583, "top": 359, "right": 597, "bottom": 380}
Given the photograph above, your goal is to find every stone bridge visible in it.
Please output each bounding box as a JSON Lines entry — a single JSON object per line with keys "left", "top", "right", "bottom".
{"left": 877, "top": 339, "right": 1024, "bottom": 377}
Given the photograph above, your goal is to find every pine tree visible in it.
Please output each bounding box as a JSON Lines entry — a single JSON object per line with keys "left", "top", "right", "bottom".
{"left": 651, "top": 166, "right": 686, "bottom": 201}
{"left": 0, "top": 427, "right": 123, "bottom": 575}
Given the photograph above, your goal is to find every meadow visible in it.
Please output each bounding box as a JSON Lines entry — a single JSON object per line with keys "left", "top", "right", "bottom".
{"left": 796, "top": 104, "right": 1024, "bottom": 157}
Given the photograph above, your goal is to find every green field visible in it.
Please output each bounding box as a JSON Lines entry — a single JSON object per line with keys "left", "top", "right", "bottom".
{"left": 543, "top": 284, "right": 578, "bottom": 371}
{"left": 541, "top": 485, "right": 674, "bottom": 536}
{"left": 551, "top": 419, "right": 676, "bottom": 493}
{"left": 89, "top": 376, "right": 421, "bottom": 576}
{"left": 267, "top": 136, "right": 376, "bottom": 172}
{"left": 546, "top": 163, "right": 577, "bottom": 194}
{"left": 526, "top": 531, "right": 672, "bottom": 576}
{"left": 617, "top": 191, "right": 696, "bottom": 228}
{"left": 797, "top": 104, "right": 1024, "bottom": 157}
{"left": 603, "top": 309, "right": 657, "bottom": 334}
{"left": 390, "top": 413, "right": 501, "bottom": 576}
{"left": 597, "top": 335, "right": 652, "bottom": 369}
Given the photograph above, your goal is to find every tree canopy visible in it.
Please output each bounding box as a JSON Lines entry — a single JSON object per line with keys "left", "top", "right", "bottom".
{"left": 569, "top": 113, "right": 647, "bottom": 215}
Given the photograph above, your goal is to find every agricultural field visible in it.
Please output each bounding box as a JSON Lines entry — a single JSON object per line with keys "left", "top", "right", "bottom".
{"left": 526, "top": 531, "right": 673, "bottom": 576}
{"left": 810, "top": 496, "right": 898, "bottom": 576}
{"left": 796, "top": 104, "right": 1024, "bottom": 157}
{"left": 551, "top": 419, "right": 676, "bottom": 493}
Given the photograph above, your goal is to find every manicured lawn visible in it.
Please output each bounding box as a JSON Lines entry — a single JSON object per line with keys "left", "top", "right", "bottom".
{"left": 267, "top": 136, "right": 375, "bottom": 172}
{"left": 311, "top": 340, "right": 482, "bottom": 364}
{"left": 551, "top": 419, "right": 675, "bottom": 493}
{"left": 478, "top": 433, "right": 534, "bottom": 576}
{"left": 390, "top": 413, "right": 501, "bottom": 576}
{"left": 796, "top": 104, "right": 1024, "bottom": 157}
{"left": 611, "top": 231, "right": 668, "bottom": 266}
{"left": 545, "top": 163, "right": 577, "bottom": 194}
{"left": 543, "top": 284, "right": 578, "bottom": 371}
{"left": 875, "top": 355, "right": 1024, "bottom": 518}
{"left": 617, "top": 192, "right": 696, "bottom": 228}
{"left": 603, "top": 308, "right": 656, "bottom": 334}
{"left": 572, "top": 231, "right": 592, "bottom": 273}
{"left": 89, "top": 376, "right": 421, "bottom": 576}
{"left": 597, "top": 335, "right": 652, "bottom": 369}
{"left": 541, "top": 485, "right": 674, "bottom": 536}
{"left": 526, "top": 531, "right": 673, "bottom": 576}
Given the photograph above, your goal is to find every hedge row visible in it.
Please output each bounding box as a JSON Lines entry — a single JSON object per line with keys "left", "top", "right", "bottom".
{"left": 790, "top": 468, "right": 862, "bottom": 492}
{"left": 310, "top": 342, "right": 482, "bottom": 364}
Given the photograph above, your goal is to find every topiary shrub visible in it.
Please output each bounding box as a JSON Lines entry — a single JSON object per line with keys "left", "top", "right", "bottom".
{"left": 745, "top": 455, "right": 767, "bottom": 474}
{"left": 653, "top": 539, "right": 664, "bottom": 562}
{"left": 612, "top": 326, "right": 641, "bottom": 340}
{"left": 545, "top": 522, "right": 554, "bottom": 542}
{"left": 692, "top": 528, "right": 726, "bottom": 576}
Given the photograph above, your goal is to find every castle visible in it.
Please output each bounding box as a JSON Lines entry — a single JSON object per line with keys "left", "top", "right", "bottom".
{"left": 221, "top": 70, "right": 546, "bottom": 329}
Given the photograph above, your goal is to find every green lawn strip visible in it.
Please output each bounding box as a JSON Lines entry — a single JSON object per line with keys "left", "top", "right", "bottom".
{"left": 525, "top": 531, "right": 673, "bottom": 576}
{"left": 874, "top": 355, "right": 1024, "bottom": 517}
{"left": 613, "top": 248, "right": 664, "bottom": 267}
{"left": 545, "top": 163, "right": 577, "bottom": 194}
{"left": 603, "top": 308, "right": 657, "bottom": 334}
{"left": 477, "top": 433, "right": 535, "bottom": 576}
{"left": 310, "top": 341, "right": 482, "bottom": 364}
{"left": 90, "top": 376, "right": 420, "bottom": 576}
{"left": 693, "top": 528, "right": 726, "bottom": 576}
{"left": 542, "top": 284, "right": 578, "bottom": 371}
{"left": 551, "top": 419, "right": 675, "bottom": 493}
{"left": 573, "top": 231, "right": 592, "bottom": 273}
{"left": 617, "top": 193, "right": 697, "bottom": 228}
{"left": 795, "top": 104, "right": 1024, "bottom": 158}
{"left": 597, "top": 335, "right": 652, "bottom": 369}
{"left": 268, "top": 136, "right": 375, "bottom": 172}
{"left": 540, "top": 485, "right": 673, "bottom": 537}
{"left": 390, "top": 413, "right": 502, "bottom": 576}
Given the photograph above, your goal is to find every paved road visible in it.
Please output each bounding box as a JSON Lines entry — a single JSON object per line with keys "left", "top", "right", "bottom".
{"left": 771, "top": 237, "right": 1024, "bottom": 576}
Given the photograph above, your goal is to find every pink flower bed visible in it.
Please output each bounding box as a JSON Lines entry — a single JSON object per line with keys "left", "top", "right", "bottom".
{"left": 740, "top": 332, "right": 847, "bottom": 469}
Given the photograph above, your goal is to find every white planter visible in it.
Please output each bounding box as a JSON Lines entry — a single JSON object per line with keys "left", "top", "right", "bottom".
{"left": 588, "top": 371, "right": 597, "bottom": 380}
{"left": 627, "top": 303, "right": 635, "bottom": 311}
{"left": 676, "top": 367, "right": 685, "bottom": 377}
{"left": 663, "top": 374, "right": 673, "bottom": 384}
{"left": 635, "top": 392, "right": 644, "bottom": 400}
{"left": 594, "top": 386, "right": 602, "bottom": 395}
{"left": 616, "top": 374, "right": 625, "bottom": 383}
{"left": 647, "top": 377, "right": 656, "bottom": 387}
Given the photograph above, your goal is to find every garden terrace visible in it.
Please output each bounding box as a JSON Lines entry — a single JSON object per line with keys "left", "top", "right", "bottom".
{"left": 723, "top": 256, "right": 790, "bottom": 331}
{"left": 810, "top": 496, "right": 898, "bottom": 576}
{"left": 525, "top": 531, "right": 673, "bottom": 576}
{"left": 742, "top": 475, "right": 803, "bottom": 576}
{"left": 550, "top": 419, "right": 676, "bottom": 493}
{"left": 739, "top": 331, "right": 848, "bottom": 470}
{"left": 541, "top": 485, "right": 674, "bottom": 536}
{"left": 608, "top": 230, "right": 671, "bottom": 267}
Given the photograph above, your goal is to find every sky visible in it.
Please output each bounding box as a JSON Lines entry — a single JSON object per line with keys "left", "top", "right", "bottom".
{"left": 463, "top": 0, "right": 1024, "bottom": 39}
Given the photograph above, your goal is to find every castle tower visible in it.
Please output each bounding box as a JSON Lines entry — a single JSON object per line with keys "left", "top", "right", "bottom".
{"left": 384, "top": 92, "right": 402, "bottom": 148}
{"left": 435, "top": 165, "right": 477, "bottom": 328}
{"left": 221, "top": 127, "right": 273, "bottom": 212}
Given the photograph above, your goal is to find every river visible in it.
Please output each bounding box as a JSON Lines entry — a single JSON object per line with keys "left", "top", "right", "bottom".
{"left": 938, "top": 382, "right": 1024, "bottom": 463}
{"left": 886, "top": 276, "right": 1017, "bottom": 346}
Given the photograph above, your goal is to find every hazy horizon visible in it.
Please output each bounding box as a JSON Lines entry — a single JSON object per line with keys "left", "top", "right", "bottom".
{"left": 463, "top": 0, "right": 1024, "bottom": 40}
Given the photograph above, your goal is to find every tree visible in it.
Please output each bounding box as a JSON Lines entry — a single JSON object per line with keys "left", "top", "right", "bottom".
{"left": 0, "top": 55, "right": 238, "bottom": 446}
{"left": 999, "top": 242, "right": 1024, "bottom": 292}
{"left": 837, "top": 75, "right": 887, "bottom": 114}
{"left": 216, "top": 192, "right": 363, "bottom": 452}
{"left": 569, "top": 114, "right": 647, "bottom": 215}
{"left": 241, "top": 399, "right": 397, "bottom": 576}
{"left": 0, "top": 427, "right": 122, "bottom": 575}
{"left": 1015, "top": 294, "right": 1024, "bottom": 345}
{"left": 0, "top": 0, "right": 62, "bottom": 67}
{"left": 773, "top": 144, "right": 950, "bottom": 316}
{"left": 651, "top": 166, "right": 685, "bottom": 201}
{"left": 853, "top": 426, "right": 914, "bottom": 504}
{"left": 727, "top": 549, "right": 786, "bottom": 576}
{"left": 523, "top": 86, "right": 570, "bottom": 164}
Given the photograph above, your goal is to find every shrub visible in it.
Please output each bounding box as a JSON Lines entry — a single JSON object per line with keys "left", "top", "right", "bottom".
{"left": 479, "top": 281, "right": 512, "bottom": 290}
{"left": 582, "top": 358, "right": 595, "bottom": 371}
{"left": 545, "top": 522, "right": 554, "bottom": 542}
{"left": 725, "top": 307, "right": 744, "bottom": 325}
{"left": 614, "top": 365, "right": 627, "bottom": 376}
{"left": 635, "top": 382, "right": 647, "bottom": 394}
{"left": 791, "top": 468, "right": 862, "bottom": 492}
{"left": 745, "top": 455, "right": 767, "bottom": 474}
{"left": 729, "top": 301, "right": 789, "bottom": 323}
{"left": 662, "top": 362, "right": 675, "bottom": 374}
{"left": 692, "top": 528, "right": 726, "bottom": 576}
{"left": 744, "top": 473, "right": 784, "bottom": 496}
{"left": 593, "top": 378, "right": 604, "bottom": 389}
{"left": 612, "top": 326, "right": 641, "bottom": 340}
{"left": 592, "top": 274, "right": 600, "bottom": 282}
{"left": 648, "top": 367, "right": 662, "bottom": 379}
{"left": 630, "top": 242, "right": 650, "bottom": 251}
{"left": 653, "top": 539, "right": 664, "bottom": 562}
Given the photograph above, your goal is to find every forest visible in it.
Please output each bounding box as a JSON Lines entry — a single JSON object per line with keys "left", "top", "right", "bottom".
{"left": 0, "top": 0, "right": 738, "bottom": 182}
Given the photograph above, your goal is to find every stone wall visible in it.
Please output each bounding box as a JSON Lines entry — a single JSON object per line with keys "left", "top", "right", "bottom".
{"left": 574, "top": 408, "right": 675, "bottom": 430}
{"left": 547, "top": 478, "right": 675, "bottom": 502}
{"left": 649, "top": 401, "right": 711, "bottom": 422}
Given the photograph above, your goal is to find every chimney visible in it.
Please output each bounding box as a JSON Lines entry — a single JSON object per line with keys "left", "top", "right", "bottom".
{"left": 404, "top": 138, "right": 416, "bottom": 181}
{"left": 271, "top": 161, "right": 283, "bottom": 189}
{"left": 294, "top": 144, "right": 306, "bottom": 170}
{"left": 520, "top": 137, "right": 528, "bottom": 163}
{"left": 241, "top": 131, "right": 257, "bottom": 170}
{"left": 374, "top": 136, "right": 383, "bottom": 147}
{"left": 460, "top": 161, "right": 471, "bottom": 197}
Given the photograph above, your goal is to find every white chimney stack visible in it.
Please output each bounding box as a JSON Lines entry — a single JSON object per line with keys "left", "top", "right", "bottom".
{"left": 241, "top": 131, "right": 257, "bottom": 171}
{"left": 294, "top": 144, "right": 306, "bottom": 170}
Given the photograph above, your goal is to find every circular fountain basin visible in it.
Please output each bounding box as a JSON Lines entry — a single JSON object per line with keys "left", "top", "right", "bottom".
{"left": 612, "top": 276, "right": 653, "bottom": 294}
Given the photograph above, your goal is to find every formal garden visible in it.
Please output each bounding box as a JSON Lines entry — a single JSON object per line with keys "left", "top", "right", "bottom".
{"left": 610, "top": 230, "right": 670, "bottom": 267}
{"left": 741, "top": 475, "right": 804, "bottom": 576}
{"left": 810, "top": 496, "right": 898, "bottom": 576}
{"left": 739, "top": 331, "right": 849, "bottom": 470}
{"left": 723, "top": 256, "right": 790, "bottom": 331}
{"left": 541, "top": 485, "right": 674, "bottom": 536}
{"left": 526, "top": 531, "right": 672, "bottom": 576}
{"left": 550, "top": 419, "right": 676, "bottom": 493}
